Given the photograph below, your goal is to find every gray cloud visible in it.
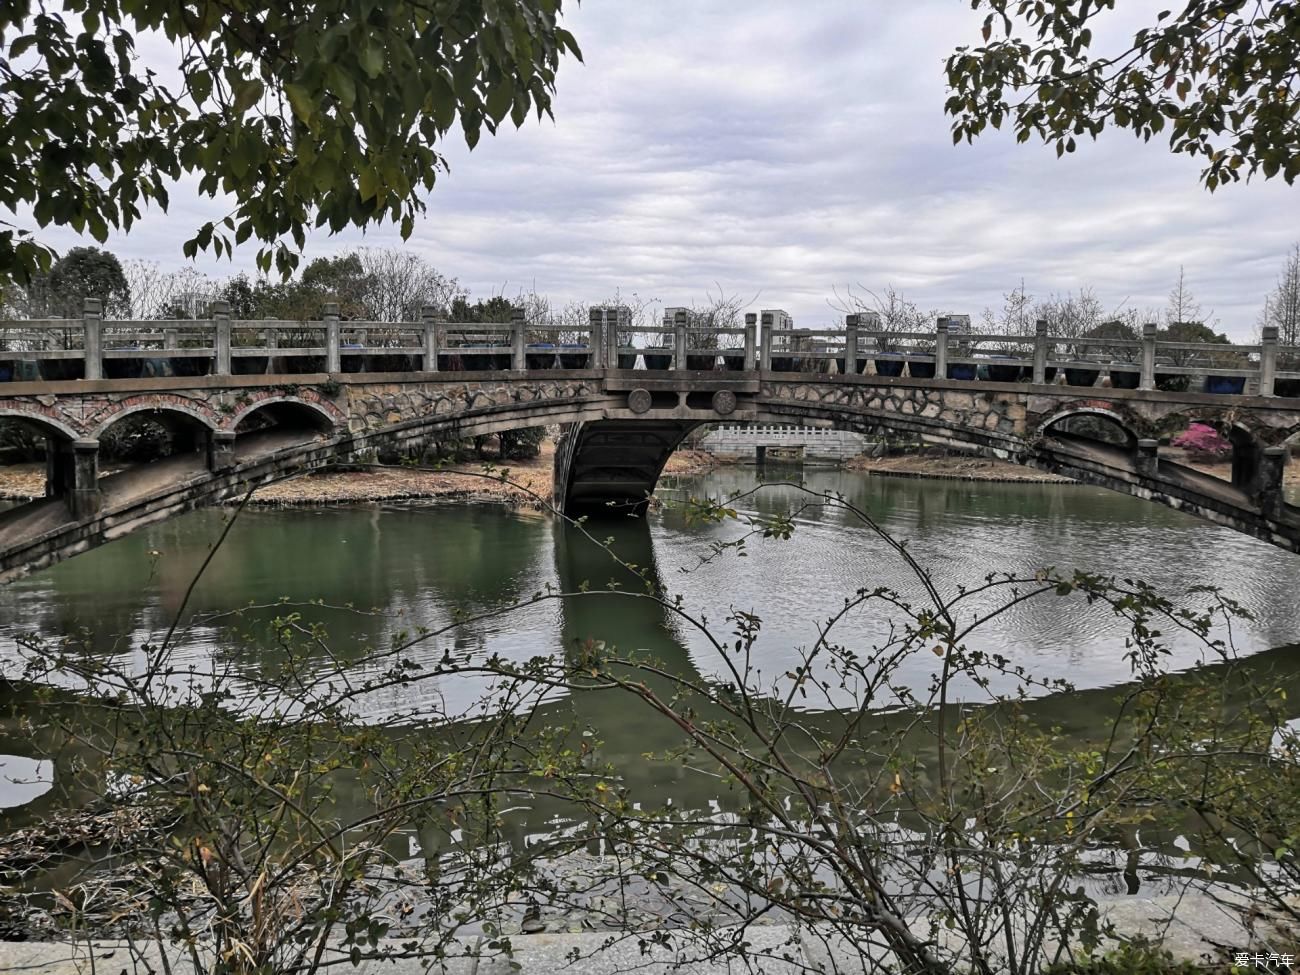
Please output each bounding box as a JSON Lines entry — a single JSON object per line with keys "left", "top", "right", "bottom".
{"left": 14, "top": 1, "right": 1300, "bottom": 335}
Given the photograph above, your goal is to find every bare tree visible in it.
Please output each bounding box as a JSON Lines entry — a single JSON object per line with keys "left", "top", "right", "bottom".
{"left": 830, "top": 284, "right": 934, "bottom": 354}
{"left": 978, "top": 281, "right": 1038, "bottom": 352}
{"left": 354, "top": 248, "right": 466, "bottom": 322}
{"left": 1260, "top": 243, "right": 1300, "bottom": 349}
{"left": 683, "top": 284, "right": 755, "bottom": 351}
{"left": 121, "top": 262, "right": 223, "bottom": 319}
{"left": 1165, "top": 265, "right": 1215, "bottom": 327}
{"left": 1030, "top": 288, "right": 1105, "bottom": 340}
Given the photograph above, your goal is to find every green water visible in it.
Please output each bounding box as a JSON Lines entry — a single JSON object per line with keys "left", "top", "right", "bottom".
{"left": 2, "top": 470, "right": 1299, "bottom": 815}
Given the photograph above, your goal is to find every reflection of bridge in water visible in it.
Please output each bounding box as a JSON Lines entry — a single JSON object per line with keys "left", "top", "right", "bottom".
{"left": 4, "top": 502, "right": 1299, "bottom": 867}
{"left": 1, "top": 302, "right": 1299, "bottom": 583}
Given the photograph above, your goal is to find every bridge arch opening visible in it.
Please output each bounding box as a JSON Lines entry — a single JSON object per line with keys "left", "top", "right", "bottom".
{"left": 0, "top": 413, "right": 81, "bottom": 504}
{"left": 1041, "top": 409, "right": 1138, "bottom": 450}
{"left": 1158, "top": 418, "right": 1265, "bottom": 491}
{"left": 234, "top": 399, "right": 336, "bottom": 438}
{"left": 95, "top": 406, "right": 213, "bottom": 464}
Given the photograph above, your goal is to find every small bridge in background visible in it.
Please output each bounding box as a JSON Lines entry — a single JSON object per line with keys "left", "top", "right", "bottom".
{"left": 0, "top": 301, "right": 1298, "bottom": 583}
{"left": 698, "top": 424, "right": 869, "bottom": 465}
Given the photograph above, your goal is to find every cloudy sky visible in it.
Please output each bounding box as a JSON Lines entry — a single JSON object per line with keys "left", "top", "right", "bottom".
{"left": 24, "top": 1, "right": 1300, "bottom": 336}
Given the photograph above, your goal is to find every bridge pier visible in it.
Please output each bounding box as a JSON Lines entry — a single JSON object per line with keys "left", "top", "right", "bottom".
{"left": 68, "top": 439, "right": 102, "bottom": 520}
{"left": 43, "top": 438, "right": 102, "bottom": 517}
{"left": 208, "top": 430, "right": 237, "bottom": 472}
{"left": 1256, "top": 446, "right": 1289, "bottom": 518}
{"left": 1135, "top": 439, "right": 1159, "bottom": 477}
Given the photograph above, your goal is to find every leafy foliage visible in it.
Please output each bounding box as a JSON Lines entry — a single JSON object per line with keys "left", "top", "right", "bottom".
{"left": 947, "top": 1, "right": 1300, "bottom": 190}
{"left": 0, "top": 0, "right": 582, "bottom": 289}
{"left": 2, "top": 246, "right": 130, "bottom": 318}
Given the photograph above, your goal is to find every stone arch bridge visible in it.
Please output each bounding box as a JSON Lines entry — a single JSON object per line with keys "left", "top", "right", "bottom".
{"left": 1, "top": 368, "right": 1298, "bottom": 583}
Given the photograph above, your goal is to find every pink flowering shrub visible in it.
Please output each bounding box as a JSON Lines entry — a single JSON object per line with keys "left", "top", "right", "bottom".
{"left": 1172, "top": 422, "right": 1231, "bottom": 461}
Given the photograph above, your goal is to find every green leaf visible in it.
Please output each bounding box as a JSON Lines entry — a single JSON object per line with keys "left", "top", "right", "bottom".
{"left": 359, "top": 42, "right": 384, "bottom": 79}
{"left": 232, "top": 79, "right": 264, "bottom": 114}
{"left": 358, "top": 168, "right": 381, "bottom": 201}
{"left": 284, "top": 83, "right": 314, "bottom": 123}
{"left": 330, "top": 67, "right": 356, "bottom": 109}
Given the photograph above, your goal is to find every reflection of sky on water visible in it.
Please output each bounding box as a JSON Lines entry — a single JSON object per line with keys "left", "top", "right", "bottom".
{"left": 0, "top": 473, "right": 1297, "bottom": 723}
{"left": 657, "top": 472, "right": 1300, "bottom": 703}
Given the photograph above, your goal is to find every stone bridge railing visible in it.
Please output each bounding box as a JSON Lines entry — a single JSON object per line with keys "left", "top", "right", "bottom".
{"left": 3, "top": 302, "right": 1298, "bottom": 400}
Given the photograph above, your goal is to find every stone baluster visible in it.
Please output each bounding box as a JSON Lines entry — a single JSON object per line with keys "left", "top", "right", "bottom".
{"left": 82, "top": 298, "right": 102, "bottom": 380}
{"left": 1140, "top": 323, "right": 1158, "bottom": 391}
{"left": 934, "top": 318, "right": 949, "bottom": 379}
{"left": 843, "top": 314, "right": 859, "bottom": 376}
{"left": 420, "top": 304, "right": 440, "bottom": 373}
{"left": 212, "top": 300, "right": 231, "bottom": 376}
{"left": 1032, "top": 319, "right": 1049, "bottom": 385}
{"left": 673, "top": 309, "right": 688, "bottom": 371}
{"left": 759, "top": 312, "right": 773, "bottom": 370}
{"left": 588, "top": 307, "right": 605, "bottom": 370}
{"left": 512, "top": 305, "right": 527, "bottom": 371}
{"left": 263, "top": 315, "right": 278, "bottom": 375}
{"left": 1260, "top": 325, "right": 1278, "bottom": 397}
{"left": 744, "top": 313, "right": 757, "bottom": 371}
{"left": 324, "top": 303, "right": 341, "bottom": 373}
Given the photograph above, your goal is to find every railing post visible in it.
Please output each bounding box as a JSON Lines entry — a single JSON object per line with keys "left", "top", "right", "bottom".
{"left": 1032, "top": 319, "right": 1049, "bottom": 385}
{"left": 1260, "top": 325, "right": 1278, "bottom": 397}
{"left": 744, "top": 313, "right": 757, "bottom": 371}
{"left": 1140, "top": 322, "right": 1158, "bottom": 391}
{"left": 511, "top": 306, "right": 527, "bottom": 371}
{"left": 212, "top": 300, "right": 231, "bottom": 376}
{"left": 934, "top": 318, "right": 949, "bottom": 379}
{"left": 420, "top": 304, "right": 439, "bottom": 373}
{"left": 673, "top": 309, "right": 688, "bottom": 371}
{"left": 588, "top": 307, "right": 605, "bottom": 370}
{"left": 324, "top": 303, "right": 341, "bottom": 373}
{"left": 759, "top": 312, "right": 773, "bottom": 370}
{"left": 608, "top": 306, "right": 622, "bottom": 367}
{"left": 163, "top": 327, "right": 178, "bottom": 351}
{"left": 843, "top": 314, "right": 859, "bottom": 376}
{"left": 82, "top": 298, "right": 102, "bottom": 380}
{"left": 263, "top": 315, "right": 278, "bottom": 375}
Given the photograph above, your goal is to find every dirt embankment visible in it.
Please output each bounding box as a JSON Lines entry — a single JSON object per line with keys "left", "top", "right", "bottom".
{"left": 0, "top": 445, "right": 721, "bottom": 508}
{"left": 846, "top": 454, "right": 1071, "bottom": 483}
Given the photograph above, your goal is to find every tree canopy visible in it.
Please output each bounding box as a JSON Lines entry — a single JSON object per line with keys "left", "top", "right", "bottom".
{"left": 2, "top": 245, "right": 132, "bottom": 318}
{"left": 0, "top": 0, "right": 581, "bottom": 291}
{"left": 946, "top": 1, "right": 1300, "bottom": 189}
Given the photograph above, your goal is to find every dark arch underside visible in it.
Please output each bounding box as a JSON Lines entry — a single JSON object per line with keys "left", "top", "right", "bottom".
{"left": 557, "top": 419, "right": 702, "bottom": 516}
